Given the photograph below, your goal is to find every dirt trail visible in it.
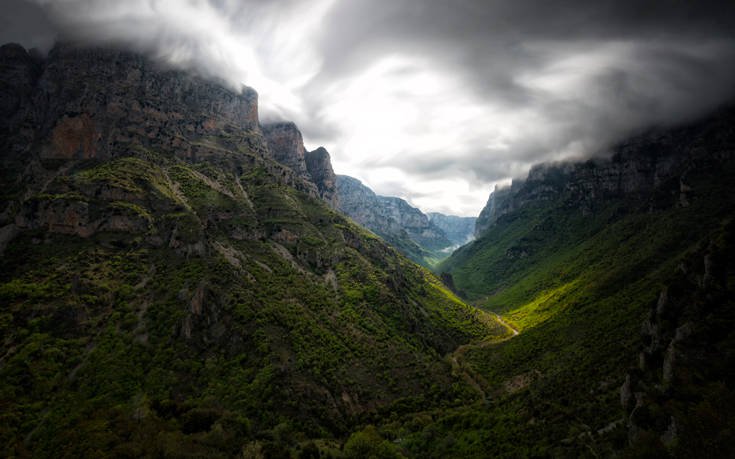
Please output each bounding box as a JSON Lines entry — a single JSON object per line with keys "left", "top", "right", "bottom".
{"left": 447, "top": 310, "right": 519, "bottom": 400}
{"left": 492, "top": 312, "right": 519, "bottom": 336}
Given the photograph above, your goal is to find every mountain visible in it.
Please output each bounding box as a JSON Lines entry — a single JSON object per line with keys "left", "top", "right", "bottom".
{"left": 427, "top": 106, "right": 735, "bottom": 456}
{"left": 260, "top": 122, "right": 339, "bottom": 209}
{"left": 0, "top": 42, "right": 507, "bottom": 457}
{"left": 426, "top": 213, "right": 475, "bottom": 246}
{"left": 336, "top": 175, "right": 454, "bottom": 266}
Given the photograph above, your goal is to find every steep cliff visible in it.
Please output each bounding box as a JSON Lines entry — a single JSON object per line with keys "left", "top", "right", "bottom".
{"left": 304, "top": 146, "right": 339, "bottom": 209}
{"left": 260, "top": 121, "right": 338, "bottom": 209}
{"left": 473, "top": 107, "right": 735, "bottom": 238}
{"left": 335, "top": 175, "right": 453, "bottom": 265}
{"left": 3, "top": 42, "right": 262, "bottom": 160}
{"left": 261, "top": 121, "right": 308, "bottom": 175}
{"left": 473, "top": 183, "right": 515, "bottom": 236}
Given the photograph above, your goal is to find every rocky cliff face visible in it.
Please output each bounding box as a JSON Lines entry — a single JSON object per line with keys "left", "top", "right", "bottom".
{"left": 261, "top": 121, "right": 308, "bottom": 175}
{"left": 474, "top": 107, "right": 735, "bottom": 237}
{"left": 0, "top": 42, "right": 345, "bottom": 240}
{"left": 261, "top": 122, "right": 338, "bottom": 208}
{"left": 336, "top": 175, "right": 453, "bottom": 263}
{"left": 2, "top": 42, "right": 264, "bottom": 162}
{"left": 474, "top": 183, "right": 515, "bottom": 236}
{"left": 305, "top": 146, "right": 338, "bottom": 208}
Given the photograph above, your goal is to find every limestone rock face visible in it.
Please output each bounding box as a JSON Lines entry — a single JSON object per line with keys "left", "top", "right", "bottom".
{"left": 305, "top": 146, "right": 338, "bottom": 209}
{"left": 336, "top": 175, "right": 453, "bottom": 262}
{"left": 474, "top": 184, "right": 515, "bottom": 237}
{"left": 259, "top": 122, "right": 340, "bottom": 207}
{"left": 474, "top": 107, "right": 735, "bottom": 237}
{"left": 21, "top": 43, "right": 263, "bottom": 163}
{"left": 0, "top": 43, "right": 42, "bottom": 129}
{"left": 261, "top": 122, "right": 308, "bottom": 175}
{"left": 0, "top": 42, "right": 349, "bottom": 241}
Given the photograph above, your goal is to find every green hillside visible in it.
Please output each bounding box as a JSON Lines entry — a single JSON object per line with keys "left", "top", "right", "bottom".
{"left": 0, "top": 148, "right": 506, "bottom": 458}
{"left": 418, "top": 153, "right": 735, "bottom": 456}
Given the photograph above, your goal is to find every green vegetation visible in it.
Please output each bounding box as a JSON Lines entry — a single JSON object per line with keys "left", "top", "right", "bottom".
{"left": 409, "top": 161, "right": 735, "bottom": 457}
{"left": 0, "top": 147, "right": 506, "bottom": 458}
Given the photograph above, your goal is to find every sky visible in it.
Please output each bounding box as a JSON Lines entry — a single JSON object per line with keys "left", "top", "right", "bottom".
{"left": 2, "top": 0, "right": 735, "bottom": 216}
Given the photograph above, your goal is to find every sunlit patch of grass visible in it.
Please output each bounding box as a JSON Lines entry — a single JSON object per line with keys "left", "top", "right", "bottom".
{"left": 501, "top": 279, "right": 580, "bottom": 331}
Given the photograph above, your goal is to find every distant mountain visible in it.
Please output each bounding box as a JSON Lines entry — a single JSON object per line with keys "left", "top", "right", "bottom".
{"left": 0, "top": 42, "right": 504, "bottom": 457}
{"left": 427, "top": 212, "right": 476, "bottom": 246}
{"left": 335, "top": 175, "right": 455, "bottom": 265}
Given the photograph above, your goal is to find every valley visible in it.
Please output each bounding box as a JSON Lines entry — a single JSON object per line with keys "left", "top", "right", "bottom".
{"left": 1, "top": 40, "right": 733, "bottom": 459}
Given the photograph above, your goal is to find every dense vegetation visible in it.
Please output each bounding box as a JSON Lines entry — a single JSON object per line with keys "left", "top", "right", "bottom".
{"left": 3, "top": 143, "right": 733, "bottom": 458}
{"left": 421, "top": 158, "right": 735, "bottom": 457}
{"left": 0, "top": 149, "right": 504, "bottom": 458}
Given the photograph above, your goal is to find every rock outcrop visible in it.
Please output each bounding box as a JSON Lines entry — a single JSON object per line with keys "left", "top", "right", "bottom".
{"left": 261, "top": 122, "right": 308, "bottom": 175}
{"left": 474, "top": 107, "right": 735, "bottom": 237}
{"left": 24, "top": 43, "right": 261, "bottom": 161}
{"left": 620, "top": 229, "right": 735, "bottom": 456}
{"left": 474, "top": 184, "right": 515, "bottom": 236}
{"left": 305, "top": 146, "right": 338, "bottom": 209}
{"left": 260, "top": 122, "right": 338, "bottom": 208}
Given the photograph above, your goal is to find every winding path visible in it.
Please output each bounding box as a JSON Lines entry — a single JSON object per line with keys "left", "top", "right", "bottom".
{"left": 447, "top": 310, "right": 519, "bottom": 399}
{"left": 491, "top": 311, "right": 519, "bottom": 336}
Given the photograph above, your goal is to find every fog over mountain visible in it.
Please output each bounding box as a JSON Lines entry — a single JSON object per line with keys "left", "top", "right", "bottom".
{"left": 3, "top": 0, "right": 735, "bottom": 215}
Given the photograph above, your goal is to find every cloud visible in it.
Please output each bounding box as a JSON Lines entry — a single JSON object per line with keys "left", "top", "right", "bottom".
{"left": 2, "top": 0, "right": 735, "bottom": 216}
{"left": 305, "top": 1, "right": 735, "bottom": 214}
{"left": 27, "top": 0, "right": 336, "bottom": 119}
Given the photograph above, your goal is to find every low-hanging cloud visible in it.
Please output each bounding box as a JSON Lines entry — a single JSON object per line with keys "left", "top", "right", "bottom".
{"left": 2, "top": 0, "right": 735, "bottom": 216}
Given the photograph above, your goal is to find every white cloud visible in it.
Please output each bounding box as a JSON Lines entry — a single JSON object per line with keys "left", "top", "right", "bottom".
{"left": 32, "top": 0, "right": 335, "bottom": 118}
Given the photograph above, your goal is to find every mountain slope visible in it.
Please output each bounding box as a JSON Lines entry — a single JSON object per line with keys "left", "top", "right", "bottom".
{"left": 336, "top": 175, "right": 453, "bottom": 266}
{"left": 418, "top": 107, "right": 735, "bottom": 457}
{"left": 0, "top": 43, "right": 504, "bottom": 457}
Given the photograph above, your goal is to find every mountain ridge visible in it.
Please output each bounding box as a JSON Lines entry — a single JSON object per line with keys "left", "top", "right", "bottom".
{"left": 474, "top": 105, "right": 735, "bottom": 237}
{"left": 335, "top": 174, "right": 458, "bottom": 266}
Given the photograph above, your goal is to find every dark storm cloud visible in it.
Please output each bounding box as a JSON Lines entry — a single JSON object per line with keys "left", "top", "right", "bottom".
{"left": 0, "top": 0, "right": 57, "bottom": 51}
{"left": 309, "top": 0, "right": 735, "bottom": 190}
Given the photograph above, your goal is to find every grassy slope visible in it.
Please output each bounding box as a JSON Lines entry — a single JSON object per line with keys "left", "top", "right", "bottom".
{"left": 0, "top": 150, "right": 503, "bottom": 458}
{"left": 390, "top": 162, "right": 735, "bottom": 457}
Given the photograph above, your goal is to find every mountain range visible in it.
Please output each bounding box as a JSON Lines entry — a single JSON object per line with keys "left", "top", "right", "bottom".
{"left": 335, "top": 175, "right": 475, "bottom": 266}
{"left": 1, "top": 41, "right": 733, "bottom": 458}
